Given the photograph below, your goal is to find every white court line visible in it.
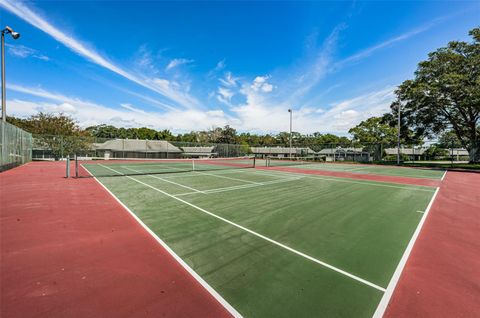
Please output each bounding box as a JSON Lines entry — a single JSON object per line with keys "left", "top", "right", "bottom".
{"left": 84, "top": 168, "right": 242, "bottom": 317}
{"left": 121, "top": 164, "right": 185, "bottom": 171}
{"left": 253, "top": 169, "right": 437, "bottom": 192}
{"left": 197, "top": 171, "right": 263, "bottom": 185}
{"left": 372, "top": 187, "right": 440, "bottom": 318}
{"left": 104, "top": 166, "right": 385, "bottom": 292}
{"left": 160, "top": 169, "right": 253, "bottom": 179}
{"left": 115, "top": 165, "right": 205, "bottom": 194}
{"left": 175, "top": 177, "right": 302, "bottom": 196}
{"left": 441, "top": 170, "right": 447, "bottom": 181}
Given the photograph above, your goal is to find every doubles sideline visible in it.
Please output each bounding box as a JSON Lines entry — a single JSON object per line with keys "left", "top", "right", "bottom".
{"left": 84, "top": 165, "right": 243, "bottom": 318}
{"left": 372, "top": 186, "right": 440, "bottom": 317}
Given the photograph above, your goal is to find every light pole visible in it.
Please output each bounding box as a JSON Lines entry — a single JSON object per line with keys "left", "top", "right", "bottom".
{"left": 1, "top": 26, "right": 20, "bottom": 165}
{"left": 2, "top": 26, "right": 20, "bottom": 122}
{"left": 397, "top": 102, "right": 401, "bottom": 165}
{"left": 288, "top": 109, "right": 292, "bottom": 158}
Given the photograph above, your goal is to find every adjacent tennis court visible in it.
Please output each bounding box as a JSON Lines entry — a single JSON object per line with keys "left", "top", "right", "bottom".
{"left": 264, "top": 157, "right": 446, "bottom": 180}
{"left": 81, "top": 158, "right": 439, "bottom": 317}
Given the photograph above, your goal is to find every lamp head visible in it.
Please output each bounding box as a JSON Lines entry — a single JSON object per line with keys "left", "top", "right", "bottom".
{"left": 3, "top": 26, "right": 20, "bottom": 40}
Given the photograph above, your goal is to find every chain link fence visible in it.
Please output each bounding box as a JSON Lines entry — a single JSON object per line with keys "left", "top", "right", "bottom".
{"left": 0, "top": 121, "right": 33, "bottom": 171}
{"left": 31, "top": 136, "right": 251, "bottom": 160}
{"left": 30, "top": 134, "right": 475, "bottom": 164}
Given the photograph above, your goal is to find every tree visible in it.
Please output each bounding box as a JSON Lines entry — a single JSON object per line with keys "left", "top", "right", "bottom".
{"left": 210, "top": 125, "right": 238, "bottom": 144}
{"left": 423, "top": 146, "right": 448, "bottom": 159}
{"left": 9, "top": 113, "right": 90, "bottom": 159}
{"left": 437, "top": 130, "right": 463, "bottom": 149}
{"left": 85, "top": 125, "right": 119, "bottom": 138}
{"left": 390, "top": 27, "right": 480, "bottom": 162}
{"left": 348, "top": 117, "right": 398, "bottom": 144}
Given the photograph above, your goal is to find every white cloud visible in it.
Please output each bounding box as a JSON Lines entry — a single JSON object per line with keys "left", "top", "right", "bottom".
{"left": 166, "top": 58, "right": 194, "bottom": 70}
{"left": 251, "top": 75, "right": 274, "bottom": 93}
{"left": 6, "top": 44, "right": 49, "bottom": 61}
{"left": 7, "top": 84, "right": 231, "bottom": 132}
{"left": 0, "top": 0, "right": 199, "bottom": 109}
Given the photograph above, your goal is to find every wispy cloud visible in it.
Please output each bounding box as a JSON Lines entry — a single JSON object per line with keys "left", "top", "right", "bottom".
{"left": 335, "top": 17, "right": 447, "bottom": 68}
{"left": 166, "top": 58, "right": 194, "bottom": 70}
{"left": 219, "top": 72, "right": 238, "bottom": 87}
{"left": 120, "top": 103, "right": 146, "bottom": 114}
{"left": 0, "top": 0, "right": 199, "bottom": 109}
{"left": 6, "top": 43, "right": 49, "bottom": 61}
{"left": 215, "top": 59, "right": 226, "bottom": 71}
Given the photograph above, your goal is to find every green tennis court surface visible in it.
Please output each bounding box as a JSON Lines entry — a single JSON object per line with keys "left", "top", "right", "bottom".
{"left": 265, "top": 158, "right": 445, "bottom": 179}
{"left": 83, "top": 162, "right": 437, "bottom": 317}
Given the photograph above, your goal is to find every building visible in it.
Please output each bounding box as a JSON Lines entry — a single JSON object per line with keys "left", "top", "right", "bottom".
{"left": 384, "top": 148, "right": 426, "bottom": 161}
{"left": 384, "top": 147, "right": 470, "bottom": 161}
{"left": 250, "top": 147, "right": 316, "bottom": 158}
{"left": 317, "top": 147, "right": 371, "bottom": 162}
{"left": 92, "top": 139, "right": 182, "bottom": 159}
{"left": 181, "top": 146, "right": 215, "bottom": 158}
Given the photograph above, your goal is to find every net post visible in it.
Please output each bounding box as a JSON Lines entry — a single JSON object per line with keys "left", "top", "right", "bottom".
{"left": 253, "top": 156, "right": 256, "bottom": 168}
{"left": 65, "top": 157, "right": 70, "bottom": 178}
{"left": 74, "top": 153, "right": 78, "bottom": 178}
{"left": 192, "top": 158, "right": 195, "bottom": 171}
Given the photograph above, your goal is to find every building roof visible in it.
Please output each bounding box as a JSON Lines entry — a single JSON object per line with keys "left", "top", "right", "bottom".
{"left": 93, "top": 139, "right": 182, "bottom": 153}
{"left": 317, "top": 148, "right": 365, "bottom": 154}
{"left": 250, "top": 147, "right": 315, "bottom": 154}
{"left": 384, "top": 148, "right": 427, "bottom": 155}
{"left": 181, "top": 146, "right": 214, "bottom": 153}
{"left": 450, "top": 148, "right": 469, "bottom": 156}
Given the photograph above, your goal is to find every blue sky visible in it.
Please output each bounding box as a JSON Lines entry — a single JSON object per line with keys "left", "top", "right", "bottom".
{"left": 1, "top": 0, "right": 479, "bottom": 135}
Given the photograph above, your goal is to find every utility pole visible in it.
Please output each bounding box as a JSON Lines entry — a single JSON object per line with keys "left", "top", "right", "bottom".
{"left": 288, "top": 109, "right": 292, "bottom": 158}
{"left": 397, "top": 103, "right": 401, "bottom": 165}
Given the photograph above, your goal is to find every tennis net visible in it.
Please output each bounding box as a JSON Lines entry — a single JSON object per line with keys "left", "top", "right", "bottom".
{"left": 74, "top": 156, "right": 256, "bottom": 178}
{"left": 266, "top": 156, "right": 319, "bottom": 167}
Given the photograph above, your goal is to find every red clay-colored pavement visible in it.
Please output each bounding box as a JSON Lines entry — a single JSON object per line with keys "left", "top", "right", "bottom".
{"left": 0, "top": 162, "right": 232, "bottom": 318}
{"left": 384, "top": 171, "right": 480, "bottom": 317}
{"left": 260, "top": 166, "right": 442, "bottom": 187}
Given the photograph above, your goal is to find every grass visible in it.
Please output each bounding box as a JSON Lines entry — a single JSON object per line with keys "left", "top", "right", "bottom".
{"left": 84, "top": 164, "right": 437, "bottom": 317}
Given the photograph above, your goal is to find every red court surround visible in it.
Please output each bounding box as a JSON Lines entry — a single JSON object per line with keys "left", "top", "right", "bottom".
{"left": 0, "top": 162, "right": 232, "bottom": 318}
{"left": 384, "top": 171, "right": 480, "bottom": 317}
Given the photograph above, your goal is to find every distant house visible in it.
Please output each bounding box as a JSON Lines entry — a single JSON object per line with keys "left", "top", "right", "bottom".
{"left": 384, "top": 147, "right": 469, "bottom": 161}
{"left": 384, "top": 148, "right": 426, "bottom": 161}
{"left": 93, "top": 139, "right": 182, "bottom": 159}
{"left": 250, "top": 147, "right": 315, "bottom": 158}
{"left": 317, "top": 148, "right": 371, "bottom": 162}
{"left": 448, "top": 148, "right": 469, "bottom": 161}
{"left": 181, "top": 146, "right": 215, "bottom": 158}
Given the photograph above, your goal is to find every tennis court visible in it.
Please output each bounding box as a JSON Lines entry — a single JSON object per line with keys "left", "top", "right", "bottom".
{"left": 80, "top": 157, "right": 439, "bottom": 317}
{"left": 265, "top": 157, "right": 446, "bottom": 180}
